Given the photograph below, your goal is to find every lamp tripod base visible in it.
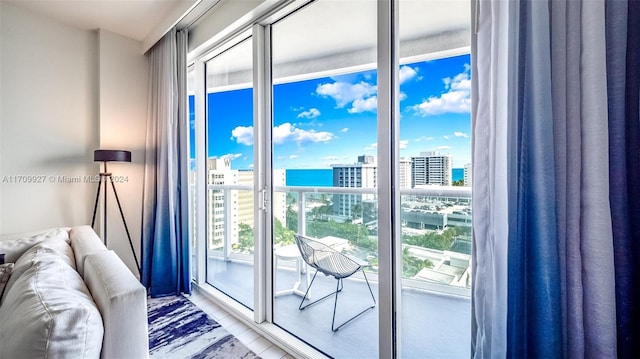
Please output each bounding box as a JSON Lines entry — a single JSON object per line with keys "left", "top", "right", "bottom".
{"left": 91, "top": 172, "right": 141, "bottom": 277}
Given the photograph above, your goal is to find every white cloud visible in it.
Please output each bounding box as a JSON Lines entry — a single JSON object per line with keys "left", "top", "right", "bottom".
{"left": 436, "top": 146, "right": 450, "bottom": 150}
{"left": 365, "top": 142, "right": 378, "bottom": 151}
{"left": 340, "top": 128, "right": 349, "bottom": 133}
{"left": 322, "top": 155, "right": 352, "bottom": 166}
{"left": 232, "top": 123, "right": 335, "bottom": 146}
{"left": 297, "top": 108, "right": 321, "bottom": 119}
{"left": 231, "top": 126, "right": 254, "bottom": 145}
{"left": 443, "top": 135, "right": 450, "bottom": 139}
{"left": 219, "top": 153, "right": 242, "bottom": 160}
{"left": 348, "top": 96, "right": 377, "bottom": 114}
{"left": 410, "top": 65, "right": 471, "bottom": 116}
{"left": 289, "top": 155, "right": 299, "bottom": 159}
{"left": 295, "top": 118, "right": 322, "bottom": 128}
{"left": 399, "top": 66, "right": 419, "bottom": 84}
{"left": 272, "top": 122, "right": 335, "bottom": 145}
{"left": 415, "top": 136, "right": 434, "bottom": 142}
{"left": 316, "top": 81, "right": 377, "bottom": 111}
{"left": 454, "top": 131, "right": 468, "bottom": 138}
{"left": 399, "top": 140, "right": 408, "bottom": 149}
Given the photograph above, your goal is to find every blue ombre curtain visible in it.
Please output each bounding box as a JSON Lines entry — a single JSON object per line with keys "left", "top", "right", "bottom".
{"left": 472, "top": 0, "right": 639, "bottom": 357}
{"left": 141, "top": 28, "right": 191, "bottom": 297}
{"left": 608, "top": 1, "right": 640, "bottom": 356}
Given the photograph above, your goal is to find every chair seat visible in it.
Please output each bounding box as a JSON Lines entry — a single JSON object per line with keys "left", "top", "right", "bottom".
{"left": 294, "top": 234, "right": 377, "bottom": 331}
{"left": 312, "top": 251, "right": 365, "bottom": 279}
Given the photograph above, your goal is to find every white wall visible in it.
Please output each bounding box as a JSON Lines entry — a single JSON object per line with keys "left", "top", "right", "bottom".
{"left": 0, "top": 3, "right": 149, "bottom": 276}
{"left": 97, "top": 29, "right": 149, "bottom": 276}
{"left": 0, "top": 2, "right": 99, "bottom": 233}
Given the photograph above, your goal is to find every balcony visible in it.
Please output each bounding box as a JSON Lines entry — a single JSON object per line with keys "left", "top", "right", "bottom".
{"left": 196, "top": 185, "right": 472, "bottom": 358}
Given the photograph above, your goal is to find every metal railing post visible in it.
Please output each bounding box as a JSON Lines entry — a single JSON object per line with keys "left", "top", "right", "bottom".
{"left": 298, "top": 190, "right": 306, "bottom": 236}
{"left": 224, "top": 188, "right": 232, "bottom": 262}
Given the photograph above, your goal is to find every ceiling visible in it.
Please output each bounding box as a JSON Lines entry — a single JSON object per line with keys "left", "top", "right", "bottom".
{"left": 2, "top": 0, "right": 198, "bottom": 42}
{"left": 204, "top": 0, "right": 470, "bottom": 83}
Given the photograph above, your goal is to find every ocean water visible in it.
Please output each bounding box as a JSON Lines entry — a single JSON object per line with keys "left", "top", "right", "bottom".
{"left": 286, "top": 169, "right": 333, "bottom": 187}
{"left": 286, "top": 168, "right": 464, "bottom": 186}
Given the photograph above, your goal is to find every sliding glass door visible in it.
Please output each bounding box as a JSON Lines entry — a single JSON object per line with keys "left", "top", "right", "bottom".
{"left": 188, "top": 1, "right": 472, "bottom": 356}
{"left": 398, "top": 1, "right": 472, "bottom": 357}
{"left": 271, "top": 1, "right": 379, "bottom": 357}
{"left": 204, "top": 36, "right": 255, "bottom": 310}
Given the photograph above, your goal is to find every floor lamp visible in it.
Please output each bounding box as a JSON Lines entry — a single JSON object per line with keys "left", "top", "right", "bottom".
{"left": 91, "top": 149, "right": 141, "bottom": 276}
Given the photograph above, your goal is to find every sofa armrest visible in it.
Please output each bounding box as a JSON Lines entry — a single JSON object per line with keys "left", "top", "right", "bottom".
{"left": 69, "top": 225, "right": 107, "bottom": 277}
{"left": 83, "top": 250, "right": 148, "bottom": 359}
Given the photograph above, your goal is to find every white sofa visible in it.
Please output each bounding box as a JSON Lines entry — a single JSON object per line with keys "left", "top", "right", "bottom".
{"left": 0, "top": 226, "right": 149, "bottom": 359}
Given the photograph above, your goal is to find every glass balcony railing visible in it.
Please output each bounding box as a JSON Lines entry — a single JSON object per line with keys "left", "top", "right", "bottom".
{"left": 200, "top": 184, "right": 472, "bottom": 297}
{"left": 192, "top": 184, "right": 472, "bottom": 358}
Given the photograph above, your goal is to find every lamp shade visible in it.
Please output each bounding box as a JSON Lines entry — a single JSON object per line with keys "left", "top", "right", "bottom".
{"left": 94, "top": 150, "right": 131, "bottom": 163}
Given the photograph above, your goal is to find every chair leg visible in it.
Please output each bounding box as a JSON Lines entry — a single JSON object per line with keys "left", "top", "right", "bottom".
{"left": 363, "top": 271, "right": 376, "bottom": 305}
{"left": 299, "top": 271, "right": 345, "bottom": 311}
{"left": 299, "top": 270, "right": 318, "bottom": 310}
{"left": 331, "top": 271, "right": 377, "bottom": 332}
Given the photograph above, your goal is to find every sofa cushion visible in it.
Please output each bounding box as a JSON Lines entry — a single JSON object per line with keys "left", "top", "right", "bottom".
{"left": 0, "top": 263, "right": 13, "bottom": 298}
{"left": 83, "top": 250, "right": 148, "bottom": 359}
{"left": 1, "top": 237, "right": 75, "bottom": 304}
{"left": 0, "top": 228, "right": 68, "bottom": 263}
{"left": 0, "top": 250, "right": 103, "bottom": 359}
{"left": 69, "top": 225, "right": 107, "bottom": 278}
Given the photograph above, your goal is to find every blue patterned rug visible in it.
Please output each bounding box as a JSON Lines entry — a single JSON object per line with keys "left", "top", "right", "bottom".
{"left": 148, "top": 295, "right": 260, "bottom": 358}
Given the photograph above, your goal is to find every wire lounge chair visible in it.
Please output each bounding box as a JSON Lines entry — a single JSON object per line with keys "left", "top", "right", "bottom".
{"left": 294, "top": 234, "right": 376, "bottom": 332}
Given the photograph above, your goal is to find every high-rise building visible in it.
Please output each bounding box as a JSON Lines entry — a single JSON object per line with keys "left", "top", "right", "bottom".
{"left": 411, "top": 151, "right": 452, "bottom": 187}
{"left": 463, "top": 162, "right": 472, "bottom": 187}
{"left": 208, "top": 162, "right": 287, "bottom": 251}
{"left": 236, "top": 170, "right": 254, "bottom": 231}
{"left": 331, "top": 155, "right": 377, "bottom": 219}
{"left": 399, "top": 157, "right": 412, "bottom": 189}
{"left": 272, "top": 170, "right": 287, "bottom": 227}
{"left": 207, "top": 158, "right": 239, "bottom": 249}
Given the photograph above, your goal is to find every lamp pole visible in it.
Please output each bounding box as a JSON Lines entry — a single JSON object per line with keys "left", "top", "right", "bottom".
{"left": 91, "top": 150, "right": 140, "bottom": 277}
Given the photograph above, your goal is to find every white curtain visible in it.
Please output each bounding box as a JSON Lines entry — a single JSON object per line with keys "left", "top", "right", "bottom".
{"left": 470, "top": 0, "right": 518, "bottom": 357}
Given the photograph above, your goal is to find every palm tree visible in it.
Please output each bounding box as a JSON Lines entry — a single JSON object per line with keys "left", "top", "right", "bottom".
{"left": 351, "top": 203, "right": 363, "bottom": 220}
{"left": 402, "top": 247, "right": 433, "bottom": 277}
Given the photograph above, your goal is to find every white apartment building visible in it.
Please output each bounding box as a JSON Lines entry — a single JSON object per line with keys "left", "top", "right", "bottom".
{"left": 331, "top": 155, "right": 377, "bottom": 219}
{"left": 208, "top": 158, "right": 239, "bottom": 249}
{"left": 235, "top": 169, "right": 287, "bottom": 229}
{"left": 464, "top": 162, "right": 472, "bottom": 187}
{"left": 411, "top": 151, "right": 452, "bottom": 187}
{"left": 236, "top": 170, "right": 254, "bottom": 231}
{"left": 400, "top": 157, "right": 412, "bottom": 189}
{"left": 272, "top": 169, "right": 287, "bottom": 227}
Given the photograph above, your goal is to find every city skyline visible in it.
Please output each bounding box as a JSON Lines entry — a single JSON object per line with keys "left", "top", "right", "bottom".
{"left": 192, "top": 53, "right": 471, "bottom": 170}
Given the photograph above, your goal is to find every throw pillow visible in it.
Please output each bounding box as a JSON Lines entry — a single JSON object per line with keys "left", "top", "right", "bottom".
{"left": 0, "top": 255, "right": 103, "bottom": 359}
{"left": 0, "top": 238, "right": 75, "bottom": 305}
{"left": 0, "top": 228, "right": 68, "bottom": 264}
{"left": 0, "top": 263, "right": 13, "bottom": 299}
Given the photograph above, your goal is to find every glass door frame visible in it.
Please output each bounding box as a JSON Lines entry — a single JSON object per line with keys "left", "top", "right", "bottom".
{"left": 188, "top": 1, "right": 404, "bottom": 357}
{"left": 376, "top": 1, "right": 402, "bottom": 357}
{"left": 252, "top": 22, "right": 272, "bottom": 325}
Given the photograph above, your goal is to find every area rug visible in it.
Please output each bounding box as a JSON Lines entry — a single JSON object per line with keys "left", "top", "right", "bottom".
{"left": 148, "top": 295, "right": 261, "bottom": 358}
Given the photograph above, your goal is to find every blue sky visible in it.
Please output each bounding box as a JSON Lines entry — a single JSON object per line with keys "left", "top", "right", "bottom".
{"left": 192, "top": 53, "right": 471, "bottom": 169}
